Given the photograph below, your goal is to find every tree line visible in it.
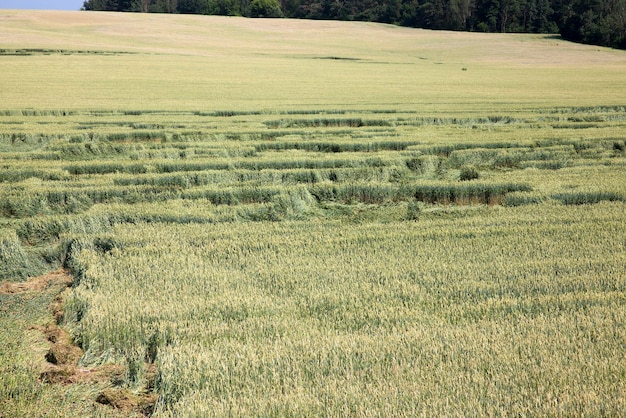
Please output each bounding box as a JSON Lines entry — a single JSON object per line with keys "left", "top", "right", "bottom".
{"left": 82, "top": 0, "right": 626, "bottom": 49}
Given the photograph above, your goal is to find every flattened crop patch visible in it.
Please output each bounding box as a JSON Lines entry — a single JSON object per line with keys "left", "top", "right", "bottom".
{"left": 0, "top": 268, "right": 73, "bottom": 295}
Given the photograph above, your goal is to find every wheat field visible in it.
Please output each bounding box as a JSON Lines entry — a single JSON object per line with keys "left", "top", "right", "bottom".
{"left": 0, "top": 9, "right": 625, "bottom": 417}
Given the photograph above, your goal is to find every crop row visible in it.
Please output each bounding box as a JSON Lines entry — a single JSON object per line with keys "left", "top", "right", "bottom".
{"left": 2, "top": 136, "right": 619, "bottom": 182}
{"left": 63, "top": 154, "right": 405, "bottom": 175}
{"left": 0, "top": 180, "right": 534, "bottom": 219}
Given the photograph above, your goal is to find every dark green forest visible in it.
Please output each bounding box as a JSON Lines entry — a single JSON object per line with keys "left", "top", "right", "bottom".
{"left": 82, "top": 0, "right": 625, "bottom": 49}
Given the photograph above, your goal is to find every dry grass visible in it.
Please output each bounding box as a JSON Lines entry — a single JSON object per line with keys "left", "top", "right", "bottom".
{"left": 0, "top": 10, "right": 625, "bottom": 111}
{"left": 0, "top": 268, "right": 72, "bottom": 295}
{"left": 1, "top": 11, "right": 624, "bottom": 65}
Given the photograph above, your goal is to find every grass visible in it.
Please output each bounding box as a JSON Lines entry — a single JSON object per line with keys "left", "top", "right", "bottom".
{"left": 0, "top": 9, "right": 625, "bottom": 417}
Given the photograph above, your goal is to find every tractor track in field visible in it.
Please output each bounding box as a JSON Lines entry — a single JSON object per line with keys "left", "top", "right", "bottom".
{"left": 1, "top": 269, "right": 159, "bottom": 417}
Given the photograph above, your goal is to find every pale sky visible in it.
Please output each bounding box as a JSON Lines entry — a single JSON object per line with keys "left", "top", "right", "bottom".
{"left": 0, "top": 1, "right": 84, "bottom": 10}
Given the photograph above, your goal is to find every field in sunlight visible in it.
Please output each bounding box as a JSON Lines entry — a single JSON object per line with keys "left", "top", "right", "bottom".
{"left": 1, "top": 9, "right": 625, "bottom": 417}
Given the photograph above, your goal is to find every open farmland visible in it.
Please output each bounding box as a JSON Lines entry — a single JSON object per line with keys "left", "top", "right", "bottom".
{"left": 1, "top": 10, "right": 625, "bottom": 417}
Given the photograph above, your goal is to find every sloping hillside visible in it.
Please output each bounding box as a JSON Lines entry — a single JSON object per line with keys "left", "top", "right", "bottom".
{"left": 1, "top": 10, "right": 625, "bottom": 111}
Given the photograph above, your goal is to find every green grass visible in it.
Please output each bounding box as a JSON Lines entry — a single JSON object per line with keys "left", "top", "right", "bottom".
{"left": 0, "top": 9, "right": 625, "bottom": 417}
